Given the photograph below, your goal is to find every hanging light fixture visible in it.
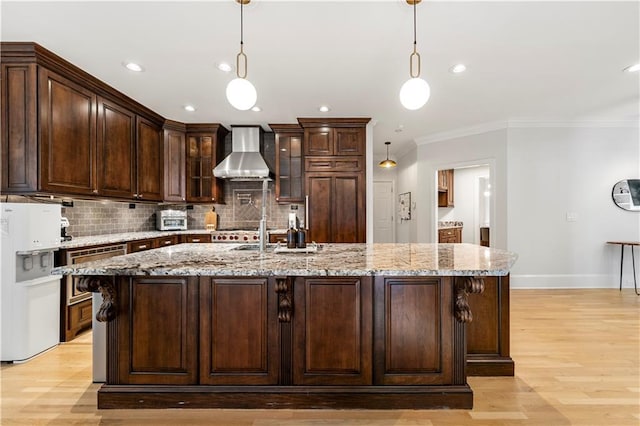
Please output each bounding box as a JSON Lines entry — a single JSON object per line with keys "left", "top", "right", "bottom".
{"left": 399, "top": 0, "right": 430, "bottom": 110}
{"left": 379, "top": 142, "right": 397, "bottom": 169}
{"left": 226, "top": 0, "right": 257, "bottom": 110}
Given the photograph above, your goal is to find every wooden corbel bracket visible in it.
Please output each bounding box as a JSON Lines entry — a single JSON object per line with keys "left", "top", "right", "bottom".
{"left": 454, "top": 276, "right": 485, "bottom": 323}
{"left": 76, "top": 276, "right": 117, "bottom": 322}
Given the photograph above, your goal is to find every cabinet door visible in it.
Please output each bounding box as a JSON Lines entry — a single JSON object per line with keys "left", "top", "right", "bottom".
{"left": 181, "top": 234, "right": 212, "bottom": 243}
{"left": 1, "top": 63, "right": 38, "bottom": 193}
{"left": 275, "top": 132, "right": 304, "bottom": 203}
{"left": 97, "top": 97, "right": 135, "bottom": 198}
{"left": 163, "top": 129, "right": 186, "bottom": 202}
{"left": 333, "top": 174, "right": 365, "bottom": 243}
{"left": 374, "top": 276, "right": 454, "bottom": 385}
{"left": 446, "top": 169, "right": 455, "bottom": 207}
{"left": 136, "top": 116, "right": 163, "bottom": 201}
{"left": 304, "top": 127, "right": 332, "bottom": 156}
{"left": 113, "top": 277, "right": 198, "bottom": 385}
{"left": 186, "top": 134, "right": 224, "bottom": 203}
{"left": 200, "top": 277, "right": 279, "bottom": 385}
{"left": 293, "top": 277, "right": 372, "bottom": 385}
{"left": 305, "top": 174, "right": 332, "bottom": 243}
{"left": 39, "top": 68, "right": 97, "bottom": 195}
{"left": 334, "top": 128, "right": 364, "bottom": 156}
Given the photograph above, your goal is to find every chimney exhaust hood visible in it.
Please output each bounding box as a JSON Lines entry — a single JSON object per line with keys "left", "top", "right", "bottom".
{"left": 213, "top": 126, "right": 271, "bottom": 180}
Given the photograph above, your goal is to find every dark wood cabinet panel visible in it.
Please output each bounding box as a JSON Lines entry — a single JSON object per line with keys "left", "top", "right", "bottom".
{"left": 153, "top": 235, "right": 179, "bottom": 248}
{"left": 200, "top": 277, "right": 279, "bottom": 385}
{"left": 303, "top": 127, "right": 332, "bottom": 156}
{"left": 113, "top": 277, "right": 198, "bottom": 385}
{"left": 97, "top": 97, "right": 135, "bottom": 198}
{"left": 163, "top": 123, "right": 186, "bottom": 202}
{"left": 334, "top": 128, "right": 365, "bottom": 156}
{"left": 271, "top": 124, "right": 304, "bottom": 203}
{"left": 181, "top": 234, "right": 212, "bottom": 243}
{"left": 1, "top": 63, "right": 38, "bottom": 192}
{"left": 136, "top": 116, "right": 163, "bottom": 201}
{"left": 304, "top": 156, "right": 363, "bottom": 172}
{"left": 293, "top": 277, "right": 372, "bottom": 385}
{"left": 438, "top": 227, "right": 462, "bottom": 243}
{"left": 306, "top": 173, "right": 365, "bottom": 243}
{"left": 127, "top": 239, "right": 155, "bottom": 253}
{"left": 62, "top": 298, "right": 92, "bottom": 342}
{"left": 305, "top": 174, "right": 332, "bottom": 243}
{"left": 466, "top": 275, "right": 514, "bottom": 376}
{"left": 374, "top": 276, "right": 453, "bottom": 385}
{"left": 39, "top": 68, "right": 97, "bottom": 195}
{"left": 186, "top": 124, "right": 228, "bottom": 203}
{"left": 438, "top": 169, "right": 455, "bottom": 208}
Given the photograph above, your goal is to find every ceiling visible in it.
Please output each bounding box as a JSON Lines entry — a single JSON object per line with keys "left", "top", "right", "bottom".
{"left": 2, "top": 1, "right": 638, "bottom": 159}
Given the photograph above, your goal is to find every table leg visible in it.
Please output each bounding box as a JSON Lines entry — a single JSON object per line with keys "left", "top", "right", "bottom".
{"left": 632, "top": 245, "right": 639, "bottom": 296}
{"left": 619, "top": 245, "right": 624, "bottom": 291}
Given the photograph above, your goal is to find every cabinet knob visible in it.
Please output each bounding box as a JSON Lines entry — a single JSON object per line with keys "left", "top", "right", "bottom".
{"left": 138, "top": 194, "right": 143, "bottom": 199}
{"left": 92, "top": 189, "right": 98, "bottom": 194}
{"left": 182, "top": 197, "right": 185, "bottom": 201}
{"left": 133, "top": 193, "right": 138, "bottom": 198}
{"left": 211, "top": 197, "right": 215, "bottom": 201}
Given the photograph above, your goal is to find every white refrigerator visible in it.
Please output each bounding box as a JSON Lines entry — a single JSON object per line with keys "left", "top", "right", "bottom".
{"left": 1, "top": 202, "right": 62, "bottom": 362}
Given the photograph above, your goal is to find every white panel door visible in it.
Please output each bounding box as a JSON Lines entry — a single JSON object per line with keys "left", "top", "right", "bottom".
{"left": 373, "top": 181, "right": 395, "bottom": 243}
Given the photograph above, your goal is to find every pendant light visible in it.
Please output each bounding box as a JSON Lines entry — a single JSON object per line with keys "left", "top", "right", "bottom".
{"left": 226, "top": 0, "right": 257, "bottom": 111}
{"left": 379, "top": 142, "right": 397, "bottom": 169}
{"left": 399, "top": 0, "right": 430, "bottom": 110}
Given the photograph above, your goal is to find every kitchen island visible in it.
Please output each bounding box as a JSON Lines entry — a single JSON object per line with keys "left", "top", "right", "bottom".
{"left": 54, "top": 243, "right": 517, "bottom": 410}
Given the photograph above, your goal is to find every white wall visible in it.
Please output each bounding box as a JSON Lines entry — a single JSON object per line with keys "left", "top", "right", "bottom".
{"left": 394, "top": 147, "right": 418, "bottom": 243}
{"left": 506, "top": 125, "right": 640, "bottom": 289}
{"left": 415, "top": 129, "right": 509, "bottom": 247}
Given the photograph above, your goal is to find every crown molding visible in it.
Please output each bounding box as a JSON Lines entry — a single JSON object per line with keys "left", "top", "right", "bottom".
{"left": 415, "top": 119, "right": 639, "bottom": 145}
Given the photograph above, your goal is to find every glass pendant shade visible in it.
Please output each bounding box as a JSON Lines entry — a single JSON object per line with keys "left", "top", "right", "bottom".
{"left": 400, "top": 77, "right": 430, "bottom": 110}
{"left": 226, "top": 77, "right": 257, "bottom": 111}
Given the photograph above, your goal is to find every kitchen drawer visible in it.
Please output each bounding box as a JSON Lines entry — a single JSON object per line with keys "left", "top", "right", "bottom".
{"left": 181, "top": 234, "right": 212, "bottom": 243}
{"left": 128, "top": 239, "right": 155, "bottom": 253}
{"left": 269, "top": 233, "right": 287, "bottom": 244}
{"left": 438, "top": 228, "right": 462, "bottom": 243}
{"left": 305, "top": 156, "right": 363, "bottom": 172}
{"left": 154, "top": 235, "right": 179, "bottom": 248}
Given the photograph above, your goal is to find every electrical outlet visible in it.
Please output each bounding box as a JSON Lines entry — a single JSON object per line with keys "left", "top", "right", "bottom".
{"left": 61, "top": 200, "right": 74, "bottom": 207}
{"left": 129, "top": 203, "right": 136, "bottom": 209}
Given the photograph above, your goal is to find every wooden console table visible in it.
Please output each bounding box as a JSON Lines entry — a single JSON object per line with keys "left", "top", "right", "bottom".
{"left": 607, "top": 241, "right": 639, "bottom": 295}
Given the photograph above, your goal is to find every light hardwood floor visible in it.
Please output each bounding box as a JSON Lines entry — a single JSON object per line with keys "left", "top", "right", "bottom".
{"left": 1, "top": 289, "right": 639, "bottom": 425}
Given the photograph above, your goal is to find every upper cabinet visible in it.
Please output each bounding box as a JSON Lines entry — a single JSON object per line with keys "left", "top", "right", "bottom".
{"left": 269, "top": 124, "right": 304, "bottom": 203}
{"left": 1, "top": 42, "right": 167, "bottom": 201}
{"left": 185, "top": 124, "right": 228, "bottom": 204}
{"left": 300, "top": 119, "right": 366, "bottom": 157}
{"left": 39, "top": 68, "right": 98, "bottom": 196}
{"left": 163, "top": 121, "right": 186, "bottom": 203}
{"left": 438, "top": 169, "right": 455, "bottom": 208}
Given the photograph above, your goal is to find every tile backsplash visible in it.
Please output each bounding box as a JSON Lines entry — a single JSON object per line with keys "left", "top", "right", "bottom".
{"left": 4, "top": 181, "right": 301, "bottom": 238}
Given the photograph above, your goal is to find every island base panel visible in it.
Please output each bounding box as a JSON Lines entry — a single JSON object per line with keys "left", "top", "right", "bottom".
{"left": 97, "top": 385, "right": 473, "bottom": 410}
{"left": 467, "top": 356, "right": 515, "bottom": 376}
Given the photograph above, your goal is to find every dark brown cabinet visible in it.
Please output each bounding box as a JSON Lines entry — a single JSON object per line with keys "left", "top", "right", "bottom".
{"left": 181, "top": 234, "right": 212, "bottom": 243}
{"left": 163, "top": 121, "right": 186, "bottom": 202}
{"left": 270, "top": 124, "right": 304, "bottom": 203}
{"left": 39, "top": 68, "right": 97, "bottom": 196}
{"left": 135, "top": 117, "right": 163, "bottom": 201}
{"left": 438, "top": 169, "right": 455, "bottom": 208}
{"left": 299, "top": 118, "right": 369, "bottom": 243}
{"left": 293, "top": 277, "right": 372, "bottom": 385}
{"left": 199, "top": 277, "right": 279, "bottom": 385}
{"left": 186, "top": 124, "right": 228, "bottom": 203}
{"left": 374, "top": 276, "right": 457, "bottom": 385}
{"left": 438, "top": 227, "right": 462, "bottom": 243}
{"left": 112, "top": 277, "right": 199, "bottom": 385}
{"left": 97, "top": 97, "right": 136, "bottom": 199}
{"left": 154, "top": 235, "right": 179, "bottom": 248}
{"left": 127, "top": 239, "right": 155, "bottom": 253}
{"left": 306, "top": 173, "right": 365, "bottom": 243}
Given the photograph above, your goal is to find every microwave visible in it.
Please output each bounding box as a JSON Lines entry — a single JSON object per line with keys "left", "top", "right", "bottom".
{"left": 156, "top": 210, "right": 188, "bottom": 231}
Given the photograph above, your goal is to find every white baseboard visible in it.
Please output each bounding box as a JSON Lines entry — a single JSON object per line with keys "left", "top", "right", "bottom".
{"left": 510, "top": 274, "right": 627, "bottom": 289}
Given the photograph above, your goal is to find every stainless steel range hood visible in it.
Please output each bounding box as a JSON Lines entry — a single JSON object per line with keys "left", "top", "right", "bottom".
{"left": 213, "top": 126, "right": 270, "bottom": 180}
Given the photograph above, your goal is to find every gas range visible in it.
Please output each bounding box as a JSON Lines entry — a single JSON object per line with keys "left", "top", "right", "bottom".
{"left": 210, "top": 229, "right": 260, "bottom": 243}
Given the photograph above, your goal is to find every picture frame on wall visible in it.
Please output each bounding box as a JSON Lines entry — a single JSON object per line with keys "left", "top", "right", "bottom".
{"left": 399, "top": 192, "right": 411, "bottom": 221}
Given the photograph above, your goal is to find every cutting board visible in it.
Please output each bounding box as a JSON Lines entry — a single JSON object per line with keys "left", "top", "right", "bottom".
{"left": 204, "top": 210, "right": 218, "bottom": 230}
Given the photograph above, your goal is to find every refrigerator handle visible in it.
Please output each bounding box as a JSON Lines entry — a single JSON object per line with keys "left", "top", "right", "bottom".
{"left": 305, "top": 195, "right": 309, "bottom": 231}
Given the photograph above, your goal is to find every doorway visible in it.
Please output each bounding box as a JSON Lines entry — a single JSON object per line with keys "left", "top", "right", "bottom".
{"left": 436, "top": 165, "right": 490, "bottom": 245}
{"left": 373, "top": 181, "right": 395, "bottom": 242}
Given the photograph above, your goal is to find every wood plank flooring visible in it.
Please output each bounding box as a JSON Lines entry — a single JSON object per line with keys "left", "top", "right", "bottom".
{"left": 1, "top": 289, "right": 638, "bottom": 425}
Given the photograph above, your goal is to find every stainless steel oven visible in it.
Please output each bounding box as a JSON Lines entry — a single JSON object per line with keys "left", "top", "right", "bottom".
{"left": 65, "top": 244, "right": 127, "bottom": 305}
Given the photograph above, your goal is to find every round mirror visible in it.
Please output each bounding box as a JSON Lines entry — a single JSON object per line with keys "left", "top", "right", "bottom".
{"left": 612, "top": 179, "right": 640, "bottom": 211}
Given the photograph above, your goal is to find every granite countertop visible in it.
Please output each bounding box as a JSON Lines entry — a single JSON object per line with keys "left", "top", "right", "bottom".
{"left": 438, "top": 221, "right": 463, "bottom": 229}
{"left": 52, "top": 243, "right": 518, "bottom": 277}
{"left": 61, "top": 229, "right": 289, "bottom": 249}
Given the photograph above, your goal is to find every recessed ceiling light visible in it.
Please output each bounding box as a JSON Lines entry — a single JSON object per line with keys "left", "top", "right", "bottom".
{"left": 184, "top": 105, "right": 196, "bottom": 112}
{"left": 450, "top": 64, "right": 467, "bottom": 74}
{"left": 251, "top": 106, "right": 262, "bottom": 112}
{"left": 123, "top": 62, "right": 144, "bottom": 72}
{"left": 624, "top": 63, "right": 640, "bottom": 73}
{"left": 319, "top": 105, "right": 330, "bottom": 112}
{"left": 217, "top": 62, "right": 233, "bottom": 73}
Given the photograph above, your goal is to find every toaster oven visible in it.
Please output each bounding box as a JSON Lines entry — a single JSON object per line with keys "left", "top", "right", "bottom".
{"left": 156, "top": 210, "right": 188, "bottom": 231}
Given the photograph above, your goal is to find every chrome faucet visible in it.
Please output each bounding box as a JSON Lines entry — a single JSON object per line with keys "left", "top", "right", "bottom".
{"left": 259, "top": 178, "right": 269, "bottom": 253}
